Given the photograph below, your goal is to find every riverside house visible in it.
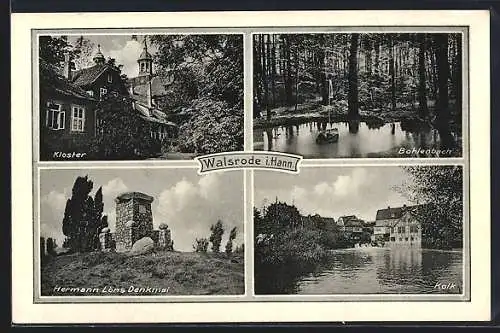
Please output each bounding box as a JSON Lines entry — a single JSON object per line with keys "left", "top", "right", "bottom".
{"left": 373, "top": 205, "right": 427, "bottom": 248}
{"left": 337, "top": 215, "right": 364, "bottom": 242}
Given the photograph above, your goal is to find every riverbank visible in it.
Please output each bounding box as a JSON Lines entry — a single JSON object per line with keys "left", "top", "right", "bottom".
{"left": 254, "top": 100, "right": 461, "bottom": 133}
{"left": 41, "top": 250, "right": 244, "bottom": 296}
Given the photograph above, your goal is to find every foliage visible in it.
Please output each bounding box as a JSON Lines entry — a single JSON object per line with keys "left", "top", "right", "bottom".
{"left": 254, "top": 201, "right": 347, "bottom": 294}
{"left": 193, "top": 238, "right": 209, "bottom": 253}
{"left": 254, "top": 33, "right": 462, "bottom": 129}
{"left": 397, "top": 165, "right": 463, "bottom": 249}
{"left": 209, "top": 220, "right": 225, "bottom": 253}
{"left": 175, "top": 97, "right": 243, "bottom": 155}
{"left": 225, "top": 227, "right": 238, "bottom": 255}
{"left": 39, "top": 36, "right": 72, "bottom": 68}
{"left": 91, "top": 94, "right": 157, "bottom": 159}
{"left": 151, "top": 34, "right": 243, "bottom": 109}
{"left": 62, "top": 176, "right": 108, "bottom": 252}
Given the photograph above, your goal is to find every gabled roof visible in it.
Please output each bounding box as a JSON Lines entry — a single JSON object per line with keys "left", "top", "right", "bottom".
{"left": 39, "top": 58, "right": 97, "bottom": 102}
{"left": 133, "top": 101, "right": 178, "bottom": 127}
{"left": 376, "top": 206, "right": 407, "bottom": 220}
{"left": 71, "top": 64, "right": 117, "bottom": 87}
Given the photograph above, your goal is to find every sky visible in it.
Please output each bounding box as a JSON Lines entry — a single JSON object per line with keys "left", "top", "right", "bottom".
{"left": 254, "top": 166, "right": 414, "bottom": 222}
{"left": 39, "top": 168, "right": 244, "bottom": 252}
{"left": 65, "top": 35, "right": 160, "bottom": 78}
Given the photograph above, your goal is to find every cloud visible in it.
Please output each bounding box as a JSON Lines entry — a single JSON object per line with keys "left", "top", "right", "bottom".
{"left": 255, "top": 167, "right": 408, "bottom": 222}
{"left": 155, "top": 173, "right": 243, "bottom": 252}
{"left": 40, "top": 190, "right": 69, "bottom": 247}
{"left": 102, "top": 178, "right": 128, "bottom": 199}
{"left": 107, "top": 40, "right": 143, "bottom": 78}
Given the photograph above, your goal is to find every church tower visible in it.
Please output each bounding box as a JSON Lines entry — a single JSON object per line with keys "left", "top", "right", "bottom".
{"left": 93, "top": 44, "right": 105, "bottom": 65}
{"left": 137, "top": 37, "right": 153, "bottom": 77}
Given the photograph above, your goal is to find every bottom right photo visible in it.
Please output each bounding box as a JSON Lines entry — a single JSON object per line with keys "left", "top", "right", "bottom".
{"left": 253, "top": 165, "right": 465, "bottom": 295}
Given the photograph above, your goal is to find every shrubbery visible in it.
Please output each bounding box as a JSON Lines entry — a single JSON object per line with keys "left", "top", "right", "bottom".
{"left": 254, "top": 203, "right": 347, "bottom": 294}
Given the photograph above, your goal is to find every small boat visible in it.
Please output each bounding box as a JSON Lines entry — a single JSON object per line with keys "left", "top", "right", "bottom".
{"left": 316, "top": 128, "right": 339, "bottom": 144}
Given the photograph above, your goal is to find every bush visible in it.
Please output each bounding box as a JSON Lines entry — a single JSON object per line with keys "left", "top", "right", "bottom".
{"left": 176, "top": 98, "right": 243, "bottom": 155}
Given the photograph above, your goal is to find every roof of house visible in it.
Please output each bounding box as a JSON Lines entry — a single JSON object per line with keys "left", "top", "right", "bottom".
{"left": 376, "top": 206, "right": 410, "bottom": 220}
{"left": 71, "top": 64, "right": 117, "bottom": 87}
{"left": 39, "top": 58, "right": 97, "bottom": 102}
{"left": 133, "top": 101, "right": 178, "bottom": 127}
{"left": 129, "top": 75, "right": 172, "bottom": 97}
{"left": 115, "top": 192, "right": 154, "bottom": 203}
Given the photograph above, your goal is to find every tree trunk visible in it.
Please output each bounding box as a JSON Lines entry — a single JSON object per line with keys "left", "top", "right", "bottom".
{"left": 261, "top": 35, "right": 270, "bottom": 120}
{"left": 270, "top": 35, "right": 276, "bottom": 109}
{"left": 318, "top": 36, "right": 328, "bottom": 105}
{"left": 453, "top": 34, "right": 462, "bottom": 122}
{"left": 389, "top": 35, "right": 396, "bottom": 111}
{"left": 418, "top": 33, "right": 429, "bottom": 119}
{"left": 434, "top": 33, "right": 450, "bottom": 127}
{"left": 283, "top": 36, "right": 293, "bottom": 106}
{"left": 347, "top": 33, "right": 360, "bottom": 121}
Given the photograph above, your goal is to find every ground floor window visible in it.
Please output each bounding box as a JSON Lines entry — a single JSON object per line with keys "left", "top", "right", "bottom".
{"left": 46, "top": 102, "right": 65, "bottom": 130}
{"left": 71, "top": 105, "right": 85, "bottom": 132}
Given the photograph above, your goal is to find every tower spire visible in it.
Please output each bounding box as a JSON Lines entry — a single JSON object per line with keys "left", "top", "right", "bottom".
{"left": 138, "top": 36, "right": 153, "bottom": 76}
{"left": 93, "top": 44, "right": 105, "bottom": 65}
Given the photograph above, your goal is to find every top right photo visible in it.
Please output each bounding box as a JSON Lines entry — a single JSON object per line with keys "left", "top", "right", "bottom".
{"left": 253, "top": 32, "right": 464, "bottom": 159}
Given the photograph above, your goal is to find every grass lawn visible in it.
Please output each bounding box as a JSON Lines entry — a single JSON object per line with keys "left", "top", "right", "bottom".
{"left": 41, "top": 250, "right": 244, "bottom": 296}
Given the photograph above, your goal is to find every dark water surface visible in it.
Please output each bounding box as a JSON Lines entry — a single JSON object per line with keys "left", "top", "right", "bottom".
{"left": 296, "top": 248, "right": 463, "bottom": 294}
{"left": 254, "top": 121, "right": 461, "bottom": 158}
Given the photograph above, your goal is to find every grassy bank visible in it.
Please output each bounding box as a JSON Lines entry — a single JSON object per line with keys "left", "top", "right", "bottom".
{"left": 41, "top": 251, "right": 244, "bottom": 296}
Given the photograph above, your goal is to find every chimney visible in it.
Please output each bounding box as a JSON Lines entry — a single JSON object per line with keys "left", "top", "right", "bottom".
{"left": 146, "top": 80, "right": 152, "bottom": 108}
{"left": 63, "top": 52, "right": 72, "bottom": 80}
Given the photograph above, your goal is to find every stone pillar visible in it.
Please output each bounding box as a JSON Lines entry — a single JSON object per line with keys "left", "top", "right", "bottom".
{"left": 99, "top": 227, "right": 113, "bottom": 251}
{"left": 158, "top": 223, "right": 173, "bottom": 251}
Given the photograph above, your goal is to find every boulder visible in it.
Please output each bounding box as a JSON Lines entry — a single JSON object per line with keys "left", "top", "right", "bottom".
{"left": 129, "top": 237, "right": 155, "bottom": 255}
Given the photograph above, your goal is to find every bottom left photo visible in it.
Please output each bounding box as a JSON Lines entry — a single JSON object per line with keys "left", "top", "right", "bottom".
{"left": 37, "top": 168, "right": 245, "bottom": 297}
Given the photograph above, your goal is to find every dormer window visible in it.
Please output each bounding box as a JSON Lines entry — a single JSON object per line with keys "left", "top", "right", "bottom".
{"left": 107, "top": 73, "right": 113, "bottom": 83}
{"left": 86, "top": 90, "right": 94, "bottom": 97}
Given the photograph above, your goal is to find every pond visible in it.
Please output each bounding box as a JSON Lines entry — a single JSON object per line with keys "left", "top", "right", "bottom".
{"left": 295, "top": 248, "right": 463, "bottom": 294}
{"left": 254, "top": 121, "right": 461, "bottom": 158}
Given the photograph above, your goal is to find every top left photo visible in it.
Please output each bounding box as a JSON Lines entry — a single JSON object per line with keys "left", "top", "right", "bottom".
{"left": 36, "top": 33, "right": 244, "bottom": 161}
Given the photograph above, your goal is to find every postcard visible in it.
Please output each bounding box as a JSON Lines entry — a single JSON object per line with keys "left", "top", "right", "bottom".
{"left": 11, "top": 10, "right": 490, "bottom": 324}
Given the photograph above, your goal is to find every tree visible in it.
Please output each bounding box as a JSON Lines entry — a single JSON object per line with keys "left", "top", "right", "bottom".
{"left": 175, "top": 97, "right": 243, "bottom": 155}
{"left": 93, "top": 94, "right": 156, "bottom": 159}
{"left": 209, "top": 220, "right": 225, "bottom": 253}
{"left": 71, "top": 36, "right": 96, "bottom": 69}
{"left": 62, "top": 176, "right": 108, "bottom": 252}
{"left": 39, "top": 36, "right": 72, "bottom": 68}
{"left": 397, "top": 166, "right": 463, "bottom": 249}
{"left": 417, "top": 33, "right": 429, "bottom": 119}
{"left": 46, "top": 238, "right": 57, "bottom": 256}
{"left": 347, "top": 33, "right": 360, "bottom": 121}
{"left": 193, "top": 238, "right": 209, "bottom": 253}
{"left": 225, "top": 227, "right": 237, "bottom": 255}
{"left": 434, "top": 33, "right": 450, "bottom": 128}
{"left": 62, "top": 176, "right": 94, "bottom": 252}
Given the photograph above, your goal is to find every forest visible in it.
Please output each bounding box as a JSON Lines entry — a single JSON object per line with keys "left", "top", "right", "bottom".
{"left": 253, "top": 33, "right": 462, "bottom": 150}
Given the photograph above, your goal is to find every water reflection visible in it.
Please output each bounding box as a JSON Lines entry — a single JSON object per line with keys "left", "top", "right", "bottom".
{"left": 296, "top": 248, "right": 463, "bottom": 294}
{"left": 258, "top": 121, "right": 461, "bottom": 158}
